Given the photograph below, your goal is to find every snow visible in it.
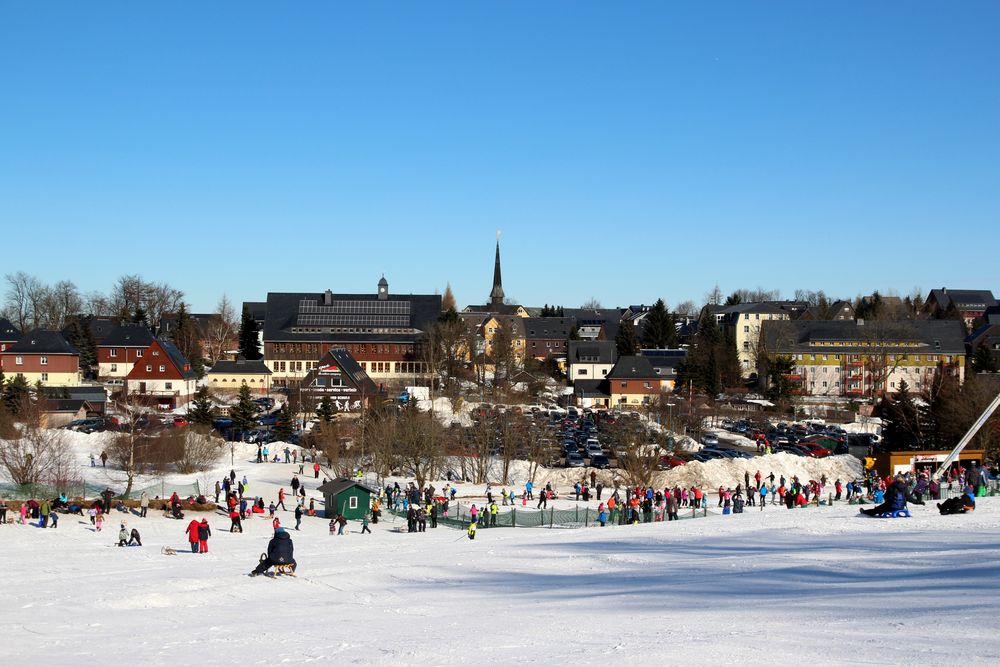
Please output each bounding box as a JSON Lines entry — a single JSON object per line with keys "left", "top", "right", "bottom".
{"left": 4, "top": 431, "right": 1000, "bottom": 665}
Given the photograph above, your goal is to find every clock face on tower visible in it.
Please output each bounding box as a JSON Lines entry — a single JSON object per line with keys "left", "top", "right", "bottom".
{"left": 379, "top": 287, "right": 386, "bottom": 294}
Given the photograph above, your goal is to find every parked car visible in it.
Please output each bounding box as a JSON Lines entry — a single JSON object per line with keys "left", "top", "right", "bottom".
{"left": 589, "top": 454, "right": 611, "bottom": 469}
{"left": 701, "top": 433, "right": 719, "bottom": 446}
{"left": 565, "top": 452, "right": 586, "bottom": 468}
{"left": 172, "top": 415, "right": 188, "bottom": 428}
{"left": 658, "top": 455, "right": 687, "bottom": 469}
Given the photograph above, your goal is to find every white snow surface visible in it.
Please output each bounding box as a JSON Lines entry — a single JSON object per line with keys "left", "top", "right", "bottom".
{"left": 4, "top": 431, "right": 999, "bottom": 665}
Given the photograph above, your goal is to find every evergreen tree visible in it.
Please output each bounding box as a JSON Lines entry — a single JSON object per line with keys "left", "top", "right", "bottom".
{"left": 133, "top": 306, "right": 148, "bottom": 327}
{"left": 437, "top": 306, "right": 459, "bottom": 325}
{"left": 441, "top": 284, "right": 456, "bottom": 312}
{"left": 972, "top": 341, "right": 999, "bottom": 373}
{"left": 273, "top": 402, "right": 294, "bottom": 442}
{"left": 171, "top": 304, "right": 205, "bottom": 378}
{"left": 238, "top": 307, "right": 262, "bottom": 361}
{"left": 614, "top": 322, "right": 639, "bottom": 357}
{"left": 640, "top": 299, "right": 677, "bottom": 349}
{"left": 764, "top": 356, "right": 795, "bottom": 404}
{"left": 230, "top": 384, "right": 258, "bottom": 433}
{"left": 315, "top": 395, "right": 336, "bottom": 423}
{"left": 3, "top": 374, "right": 30, "bottom": 415}
{"left": 568, "top": 325, "right": 580, "bottom": 341}
{"left": 187, "top": 386, "right": 215, "bottom": 426}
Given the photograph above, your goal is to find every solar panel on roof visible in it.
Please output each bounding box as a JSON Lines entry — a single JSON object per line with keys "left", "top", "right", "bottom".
{"left": 297, "top": 299, "right": 411, "bottom": 327}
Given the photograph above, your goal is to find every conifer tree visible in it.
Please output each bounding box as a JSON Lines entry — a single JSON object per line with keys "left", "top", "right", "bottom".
{"left": 230, "top": 384, "right": 258, "bottom": 433}
{"left": 615, "top": 322, "right": 639, "bottom": 357}
{"left": 238, "top": 307, "right": 262, "bottom": 361}
{"left": 273, "top": 402, "right": 294, "bottom": 442}
{"left": 315, "top": 395, "right": 336, "bottom": 423}
{"left": 188, "top": 386, "right": 215, "bottom": 426}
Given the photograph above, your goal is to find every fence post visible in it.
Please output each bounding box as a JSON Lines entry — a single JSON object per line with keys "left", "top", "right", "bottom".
{"left": 549, "top": 507, "right": 554, "bottom": 528}
{"left": 585, "top": 509, "right": 589, "bottom": 527}
{"left": 575, "top": 506, "right": 579, "bottom": 523}
{"left": 511, "top": 507, "right": 515, "bottom": 527}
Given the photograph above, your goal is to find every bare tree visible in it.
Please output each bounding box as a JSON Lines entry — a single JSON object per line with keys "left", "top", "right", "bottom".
{"left": 0, "top": 422, "right": 68, "bottom": 485}
{"left": 396, "top": 406, "right": 443, "bottom": 488}
{"left": 205, "top": 294, "right": 239, "bottom": 362}
{"left": 581, "top": 297, "right": 602, "bottom": 309}
{"left": 174, "top": 426, "right": 223, "bottom": 474}
{"left": 4, "top": 272, "right": 45, "bottom": 331}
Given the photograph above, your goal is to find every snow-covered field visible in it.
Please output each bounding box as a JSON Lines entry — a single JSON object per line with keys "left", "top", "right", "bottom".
{"left": 3, "top": 439, "right": 1000, "bottom": 666}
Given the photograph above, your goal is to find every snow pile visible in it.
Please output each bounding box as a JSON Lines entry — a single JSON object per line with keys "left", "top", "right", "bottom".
{"left": 415, "top": 396, "right": 475, "bottom": 427}
{"left": 654, "top": 453, "right": 863, "bottom": 490}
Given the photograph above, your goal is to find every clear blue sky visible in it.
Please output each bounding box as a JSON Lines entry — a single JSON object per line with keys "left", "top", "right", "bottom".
{"left": 2, "top": 2, "right": 998, "bottom": 313}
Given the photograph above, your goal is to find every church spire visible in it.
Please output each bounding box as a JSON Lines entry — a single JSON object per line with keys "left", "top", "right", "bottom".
{"left": 489, "top": 232, "right": 505, "bottom": 306}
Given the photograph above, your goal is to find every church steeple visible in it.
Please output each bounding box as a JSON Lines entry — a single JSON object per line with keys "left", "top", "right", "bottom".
{"left": 489, "top": 235, "right": 505, "bottom": 306}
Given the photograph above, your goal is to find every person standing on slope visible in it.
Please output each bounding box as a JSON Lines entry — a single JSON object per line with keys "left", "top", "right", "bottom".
{"left": 186, "top": 519, "right": 201, "bottom": 553}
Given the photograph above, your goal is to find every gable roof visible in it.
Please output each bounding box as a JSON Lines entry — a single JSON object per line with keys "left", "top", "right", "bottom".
{"left": 0, "top": 318, "right": 21, "bottom": 342}
{"left": 42, "top": 385, "right": 108, "bottom": 404}
{"left": 607, "top": 355, "right": 659, "bottom": 380}
{"left": 640, "top": 349, "right": 687, "bottom": 376}
{"left": 573, "top": 379, "right": 611, "bottom": 398}
{"left": 262, "top": 289, "right": 442, "bottom": 344}
{"left": 317, "top": 477, "right": 376, "bottom": 496}
{"left": 927, "top": 289, "right": 997, "bottom": 312}
{"left": 301, "top": 347, "right": 379, "bottom": 395}
{"left": 761, "top": 319, "right": 968, "bottom": 355}
{"left": 5, "top": 329, "right": 78, "bottom": 355}
{"left": 209, "top": 359, "right": 272, "bottom": 375}
{"left": 156, "top": 338, "right": 198, "bottom": 379}
{"left": 568, "top": 340, "right": 616, "bottom": 365}
{"left": 40, "top": 398, "right": 96, "bottom": 414}
{"left": 522, "top": 317, "right": 575, "bottom": 340}
{"left": 100, "top": 325, "right": 155, "bottom": 348}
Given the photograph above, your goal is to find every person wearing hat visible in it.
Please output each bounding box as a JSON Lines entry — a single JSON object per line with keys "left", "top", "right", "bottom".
{"left": 117, "top": 523, "right": 129, "bottom": 547}
{"left": 250, "top": 527, "right": 295, "bottom": 576}
{"left": 861, "top": 475, "right": 924, "bottom": 517}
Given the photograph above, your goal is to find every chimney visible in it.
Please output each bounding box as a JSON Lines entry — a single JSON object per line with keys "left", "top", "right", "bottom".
{"left": 323, "top": 290, "right": 333, "bottom": 306}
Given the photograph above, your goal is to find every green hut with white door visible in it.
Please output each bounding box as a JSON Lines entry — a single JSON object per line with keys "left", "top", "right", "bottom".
{"left": 318, "top": 478, "right": 375, "bottom": 519}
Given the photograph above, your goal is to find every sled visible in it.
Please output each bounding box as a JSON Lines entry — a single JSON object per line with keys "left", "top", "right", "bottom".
{"left": 259, "top": 552, "right": 296, "bottom": 577}
{"left": 869, "top": 509, "right": 911, "bottom": 518}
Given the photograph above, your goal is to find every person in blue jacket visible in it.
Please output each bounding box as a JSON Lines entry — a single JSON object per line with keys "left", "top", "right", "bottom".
{"left": 937, "top": 486, "right": 976, "bottom": 515}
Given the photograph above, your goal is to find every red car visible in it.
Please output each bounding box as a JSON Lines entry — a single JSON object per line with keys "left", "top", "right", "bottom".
{"left": 798, "top": 442, "right": 831, "bottom": 458}
{"left": 172, "top": 415, "right": 188, "bottom": 427}
{"left": 658, "top": 455, "right": 687, "bottom": 469}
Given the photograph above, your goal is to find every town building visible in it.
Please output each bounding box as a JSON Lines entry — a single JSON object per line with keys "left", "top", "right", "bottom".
{"left": 707, "top": 302, "right": 794, "bottom": 377}
{"left": 124, "top": 338, "right": 198, "bottom": 408}
{"left": 257, "top": 277, "right": 441, "bottom": 387}
{"left": 97, "top": 325, "right": 155, "bottom": 379}
{"left": 606, "top": 355, "right": 666, "bottom": 407}
{"left": 0, "top": 318, "right": 21, "bottom": 352}
{"left": 0, "top": 329, "right": 81, "bottom": 386}
{"left": 759, "top": 320, "right": 967, "bottom": 399}
{"left": 206, "top": 358, "right": 272, "bottom": 395}
{"left": 567, "top": 340, "right": 616, "bottom": 384}
{"left": 299, "top": 347, "right": 381, "bottom": 414}
{"left": 925, "top": 288, "right": 998, "bottom": 327}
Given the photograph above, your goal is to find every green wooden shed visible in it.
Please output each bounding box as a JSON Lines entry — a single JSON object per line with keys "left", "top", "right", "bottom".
{"left": 317, "top": 478, "right": 375, "bottom": 520}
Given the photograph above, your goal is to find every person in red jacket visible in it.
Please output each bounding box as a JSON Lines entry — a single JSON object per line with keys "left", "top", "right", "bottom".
{"left": 277, "top": 488, "right": 287, "bottom": 511}
{"left": 198, "top": 518, "right": 211, "bottom": 553}
{"left": 186, "top": 519, "right": 200, "bottom": 553}
{"left": 313, "top": 461, "right": 321, "bottom": 479}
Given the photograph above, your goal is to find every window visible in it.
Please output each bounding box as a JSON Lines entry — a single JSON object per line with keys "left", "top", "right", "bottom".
{"left": 152, "top": 350, "right": 160, "bottom": 356}
{"left": 110, "top": 349, "right": 118, "bottom": 358}
{"left": 41, "top": 373, "right": 48, "bottom": 382}
{"left": 348, "top": 496, "right": 358, "bottom": 510}
{"left": 165, "top": 382, "right": 172, "bottom": 390}
{"left": 744, "top": 326, "right": 750, "bottom": 333}
{"left": 578, "top": 369, "right": 588, "bottom": 376}
{"left": 15, "top": 355, "right": 23, "bottom": 365}
{"left": 159, "top": 365, "right": 166, "bottom": 372}
{"left": 644, "top": 382, "right": 652, "bottom": 389}
{"left": 110, "top": 364, "right": 118, "bottom": 372}
{"left": 601, "top": 369, "right": 607, "bottom": 375}
{"left": 40, "top": 356, "right": 48, "bottom": 365}
{"left": 742, "top": 342, "right": 749, "bottom": 350}
{"left": 822, "top": 381, "right": 827, "bottom": 387}
{"left": 620, "top": 382, "right": 627, "bottom": 388}
{"left": 146, "top": 365, "right": 152, "bottom": 372}
{"left": 135, "top": 350, "right": 143, "bottom": 357}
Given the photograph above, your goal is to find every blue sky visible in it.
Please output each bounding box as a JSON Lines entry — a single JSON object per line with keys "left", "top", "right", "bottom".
{"left": 2, "top": 2, "right": 998, "bottom": 313}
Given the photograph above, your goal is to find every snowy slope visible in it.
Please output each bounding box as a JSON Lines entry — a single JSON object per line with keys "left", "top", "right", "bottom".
{"left": 2, "top": 454, "right": 999, "bottom": 666}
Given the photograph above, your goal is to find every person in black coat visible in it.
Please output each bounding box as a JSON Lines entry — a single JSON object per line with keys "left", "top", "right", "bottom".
{"left": 250, "top": 528, "right": 296, "bottom": 576}
{"left": 861, "top": 477, "right": 924, "bottom": 516}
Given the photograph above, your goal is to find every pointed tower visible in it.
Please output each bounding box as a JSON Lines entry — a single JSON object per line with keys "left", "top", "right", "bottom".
{"left": 489, "top": 238, "right": 505, "bottom": 306}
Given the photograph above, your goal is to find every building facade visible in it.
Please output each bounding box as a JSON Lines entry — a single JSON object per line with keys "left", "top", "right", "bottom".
{"left": 0, "top": 330, "right": 80, "bottom": 386}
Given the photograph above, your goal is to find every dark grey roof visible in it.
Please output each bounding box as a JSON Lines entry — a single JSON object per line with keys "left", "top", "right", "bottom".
{"left": 568, "top": 340, "right": 616, "bottom": 364}
{"left": 42, "top": 385, "right": 108, "bottom": 404}
{"left": 928, "top": 289, "right": 997, "bottom": 312}
{"left": 244, "top": 301, "right": 267, "bottom": 323}
{"left": 317, "top": 477, "right": 376, "bottom": 496}
{"left": 462, "top": 303, "right": 523, "bottom": 316}
{"left": 156, "top": 337, "right": 198, "bottom": 379}
{"left": 209, "top": 359, "right": 272, "bottom": 375}
{"left": 0, "top": 318, "right": 21, "bottom": 341}
{"left": 523, "top": 317, "right": 575, "bottom": 340}
{"left": 42, "top": 399, "right": 92, "bottom": 413}
{"left": 573, "top": 379, "right": 610, "bottom": 398}
{"left": 640, "top": 349, "right": 687, "bottom": 377}
{"left": 5, "top": 329, "right": 78, "bottom": 355}
{"left": 100, "top": 325, "right": 155, "bottom": 348}
{"left": 262, "top": 290, "right": 441, "bottom": 343}
{"left": 761, "top": 320, "right": 968, "bottom": 355}
{"left": 607, "top": 355, "right": 659, "bottom": 380}
{"left": 986, "top": 306, "right": 1000, "bottom": 326}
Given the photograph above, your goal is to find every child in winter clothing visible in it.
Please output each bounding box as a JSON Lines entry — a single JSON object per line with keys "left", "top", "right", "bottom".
{"left": 95, "top": 512, "right": 104, "bottom": 531}
{"left": 118, "top": 524, "right": 129, "bottom": 546}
